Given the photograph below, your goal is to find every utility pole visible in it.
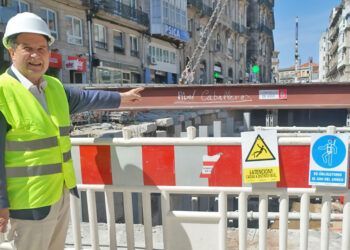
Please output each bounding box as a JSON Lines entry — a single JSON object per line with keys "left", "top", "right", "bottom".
{"left": 294, "top": 16, "right": 299, "bottom": 83}
{"left": 86, "top": 0, "right": 98, "bottom": 85}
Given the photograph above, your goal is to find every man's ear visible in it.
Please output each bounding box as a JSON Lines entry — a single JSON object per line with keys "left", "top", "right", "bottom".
{"left": 7, "top": 48, "right": 15, "bottom": 61}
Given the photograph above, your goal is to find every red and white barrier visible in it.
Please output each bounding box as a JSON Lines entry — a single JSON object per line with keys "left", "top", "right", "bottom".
{"left": 70, "top": 136, "right": 348, "bottom": 189}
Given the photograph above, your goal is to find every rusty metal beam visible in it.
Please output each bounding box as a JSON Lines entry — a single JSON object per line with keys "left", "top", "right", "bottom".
{"left": 84, "top": 83, "right": 350, "bottom": 111}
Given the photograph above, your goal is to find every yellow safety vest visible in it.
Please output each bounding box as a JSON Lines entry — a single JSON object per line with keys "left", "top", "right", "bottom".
{"left": 0, "top": 72, "right": 76, "bottom": 210}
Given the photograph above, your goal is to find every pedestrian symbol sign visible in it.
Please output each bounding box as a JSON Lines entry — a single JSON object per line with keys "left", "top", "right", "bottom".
{"left": 245, "top": 135, "right": 276, "bottom": 161}
{"left": 309, "top": 134, "right": 349, "bottom": 187}
{"left": 241, "top": 130, "right": 280, "bottom": 183}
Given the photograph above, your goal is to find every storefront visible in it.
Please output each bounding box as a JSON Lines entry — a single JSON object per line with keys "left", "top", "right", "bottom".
{"left": 144, "top": 68, "right": 177, "bottom": 84}
{"left": 46, "top": 51, "right": 62, "bottom": 78}
{"left": 65, "top": 56, "right": 87, "bottom": 84}
{"left": 96, "top": 60, "right": 141, "bottom": 84}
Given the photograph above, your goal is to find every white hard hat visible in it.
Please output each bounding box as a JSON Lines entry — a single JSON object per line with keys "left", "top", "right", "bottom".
{"left": 2, "top": 12, "right": 55, "bottom": 49}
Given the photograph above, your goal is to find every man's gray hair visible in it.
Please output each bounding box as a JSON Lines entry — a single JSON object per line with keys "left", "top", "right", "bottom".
{"left": 6, "top": 34, "right": 18, "bottom": 49}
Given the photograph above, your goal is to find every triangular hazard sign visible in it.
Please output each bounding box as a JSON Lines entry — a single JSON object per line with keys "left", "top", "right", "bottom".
{"left": 245, "top": 134, "right": 276, "bottom": 161}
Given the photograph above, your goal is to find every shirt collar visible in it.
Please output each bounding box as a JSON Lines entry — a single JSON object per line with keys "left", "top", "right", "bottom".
{"left": 10, "top": 65, "right": 47, "bottom": 90}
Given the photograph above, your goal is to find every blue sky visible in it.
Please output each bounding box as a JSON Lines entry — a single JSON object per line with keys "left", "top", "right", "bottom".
{"left": 274, "top": 0, "right": 341, "bottom": 68}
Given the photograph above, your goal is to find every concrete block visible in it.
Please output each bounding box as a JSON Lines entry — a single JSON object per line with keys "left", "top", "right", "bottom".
{"left": 199, "top": 126, "right": 208, "bottom": 137}
{"left": 155, "top": 117, "right": 174, "bottom": 127}
{"left": 213, "top": 120, "right": 222, "bottom": 137}
{"left": 174, "top": 124, "right": 182, "bottom": 137}
{"left": 156, "top": 130, "right": 167, "bottom": 137}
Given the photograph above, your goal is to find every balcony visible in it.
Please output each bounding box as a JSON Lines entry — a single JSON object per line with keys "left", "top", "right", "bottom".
{"left": 130, "top": 50, "right": 139, "bottom": 58}
{"left": 239, "top": 24, "right": 247, "bottom": 34}
{"left": 95, "top": 41, "right": 108, "bottom": 50}
{"left": 232, "top": 22, "right": 240, "bottom": 33}
{"left": 187, "top": 0, "right": 213, "bottom": 18}
{"left": 96, "top": 0, "right": 149, "bottom": 27}
{"left": 260, "top": 24, "right": 273, "bottom": 36}
{"left": 260, "top": 0, "right": 274, "bottom": 9}
{"left": 113, "top": 46, "right": 125, "bottom": 54}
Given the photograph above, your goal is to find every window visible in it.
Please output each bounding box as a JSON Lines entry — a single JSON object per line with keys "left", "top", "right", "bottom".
{"left": 163, "top": 2, "right": 169, "bottom": 24}
{"left": 175, "top": 8, "right": 181, "bottom": 28}
{"left": 130, "top": 36, "right": 139, "bottom": 57}
{"left": 227, "top": 37, "right": 233, "bottom": 56}
{"left": 94, "top": 24, "right": 107, "bottom": 50}
{"left": 169, "top": 4, "right": 175, "bottom": 26}
{"left": 228, "top": 68, "right": 233, "bottom": 78}
{"left": 156, "top": 47, "right": 160, "bottom": 61}
{"left": 170, "top": 52, "right": 176, "bottom": 64}
{"left": 129, "top": 0, "right": 137, "bottom": 19}
{"left": 181, "top": 10, "right": 186, "bottom": 30}
{"left": 164, "top": 50, "right": 169, "bottom": 63}
{"left": 150, "top": 46, "right": 156, "bottom": 60}
{"left": 113, "top": 30, "right": 124, "bottom": 54}
{"left": 65, "top": 16, "right": 83, "bottom": 45}
{"left": 12, "top": 0, "right": 29, "bottom": 12}
{"left": 40, "top": 8, "right": 58, "bottom": 39}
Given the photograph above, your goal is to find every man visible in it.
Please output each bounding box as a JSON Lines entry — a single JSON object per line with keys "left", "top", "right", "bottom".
{"left": 0, "top": 12, "right": 143, "bottom": 249}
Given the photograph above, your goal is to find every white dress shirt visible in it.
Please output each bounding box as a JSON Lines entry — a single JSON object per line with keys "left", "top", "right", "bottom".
{"left": 11, "top": 65, "right": 48, "bottom": 113}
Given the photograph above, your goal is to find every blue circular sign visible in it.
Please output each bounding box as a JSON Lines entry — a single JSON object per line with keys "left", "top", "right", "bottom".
{"left": 312, "top": 135, "right": 346, "bottom": 169}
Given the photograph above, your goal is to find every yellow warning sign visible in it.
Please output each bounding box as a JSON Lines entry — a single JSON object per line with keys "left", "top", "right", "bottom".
{"left": 243, "top": 167, "right": 280, "bottom": 183}
{"left": 245, "top": 135, "right": 276, "bottom": 162}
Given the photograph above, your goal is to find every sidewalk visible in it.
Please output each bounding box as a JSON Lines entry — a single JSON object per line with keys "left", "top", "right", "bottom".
{"left": 64, "top": 223, "right": 343, "bottom": 250}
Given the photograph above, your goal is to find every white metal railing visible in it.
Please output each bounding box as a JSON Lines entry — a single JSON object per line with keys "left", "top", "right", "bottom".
{"left": 68, "top": 185, "right": 350, "bottom": 250}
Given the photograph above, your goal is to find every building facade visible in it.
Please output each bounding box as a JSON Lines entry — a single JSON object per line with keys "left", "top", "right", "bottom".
{"left": 279, "top": 61, "right": 319, "bottom": 84}
{"left": 320, "top": 0, "right": 350, "bottom": 82}
{"left": 185, "top": 0, "right": 249, "bottom": 84}
{"left": 319, "top": 32, "right": 328, "bottom": 82}
{"left": 271, "top": 50, "right": 279, "bottom": 83}
{"left": 0, "top": 0, "right": 275, "bottom": 84}
{"left": 247, "top": 0, "right": 274, "bottom": 83}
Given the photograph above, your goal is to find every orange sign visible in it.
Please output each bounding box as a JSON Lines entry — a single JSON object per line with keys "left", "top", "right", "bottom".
{"left": 49, "top": 52, "right": 62, "bottom": 69}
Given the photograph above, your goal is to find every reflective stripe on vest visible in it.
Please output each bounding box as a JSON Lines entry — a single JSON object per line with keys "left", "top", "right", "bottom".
{"left": 6, "top": 137, "right": 58, "bottom": 151}
{"left": 59, "top": 126, "right": 71, "bottom": 136}
{"left": 63, "top": 151, "right": 71, "bottom": 162}
{"left": 6, "top": 163, "right": 62, "bottom": 177}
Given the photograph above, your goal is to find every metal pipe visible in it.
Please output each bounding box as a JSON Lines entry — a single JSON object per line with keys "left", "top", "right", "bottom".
{"left": 341, "top": 193, "right": 350, "bottom": 250}
{"left": 239, "top": 192, "right": 247, "bottom": 250}
{"left": 321, "top": 194, "right": 331, "bottom": 250}
{"left": 70, "top": 194, "right": 82, "bottom": 250}
{"left": 259, "top": 195, "right": 268, "bottom": 250}
{"left": 105, "top": 190, "right": 117, "bottom": 250}
{"left": 218, "top": 192, "right": 227, "bottom": 250}
{"left": 279, "top": 194, "right": 288, "bottom": 250}
{"left": 300, "top": 193, "right": 310, "bottom": 250}
{"left": 87, "top": 189, "right": 99, "bottom": 250}
{"left": 142, "top": 192, "right": 154, "bottom": 250}
{"left": 123, "top": 191, "right": 135, "bottom": 250}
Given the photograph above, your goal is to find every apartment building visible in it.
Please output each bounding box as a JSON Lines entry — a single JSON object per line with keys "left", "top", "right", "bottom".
{"left": 320, "top": 0, "right": 350, "bottom": 82}
{"left": 247, "top": 0, "right": 274, "bottom": 83}
{"left": 271, "top": 50, "right": 279, "bottom": 83}
{"left": 279, "top": 61, "right": 319, "bottom": 84}
{"left": 0, "top": 0, "right": 275, "bottom": 85}
{"left": 185, "top": 0, "right": 249, "bottom": 84}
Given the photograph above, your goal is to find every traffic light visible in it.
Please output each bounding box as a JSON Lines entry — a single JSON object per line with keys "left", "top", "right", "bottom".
{"left": 252, "top": 65, "right": 260, "bottom": 74}
{"left": 213, "top": 71, "right": 220, "bottom": 79}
